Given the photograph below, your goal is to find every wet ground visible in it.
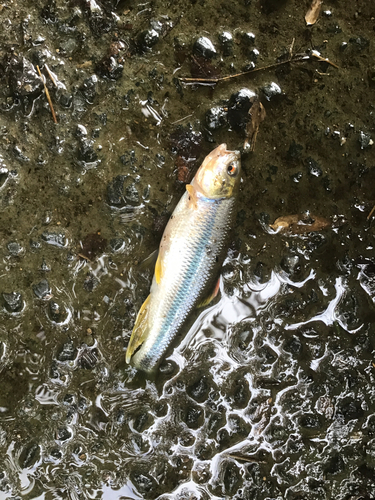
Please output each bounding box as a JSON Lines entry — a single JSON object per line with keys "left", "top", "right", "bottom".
{"left": 0, "top": 0, "right": 375, "bottom": 498}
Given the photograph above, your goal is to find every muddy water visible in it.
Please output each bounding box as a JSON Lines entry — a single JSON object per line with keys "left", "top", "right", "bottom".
{"left": 0, "top": 0, "right": 375, "bottom": 498}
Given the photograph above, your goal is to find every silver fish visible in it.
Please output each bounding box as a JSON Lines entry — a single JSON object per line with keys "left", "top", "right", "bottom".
{"left": 126, "top": 143, "right": 241, "bottom": 373}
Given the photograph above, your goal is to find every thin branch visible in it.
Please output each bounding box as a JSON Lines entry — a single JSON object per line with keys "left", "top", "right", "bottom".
{"left": 179, "top": 57, "right": 304, "bottom": 84}
{"left": 78, "top": 253, "right": 92, "bottom": 262}
{"left": 171, "top": 113, "right": 194, "bottom": 124}
{"left": 227, "top": 454, "right": 266, "bottom": 463}
{"left": 44, "top": 63, "right": 57, "bottom": 87}
{"left": 367, "top": 204, "right": 375, "bottom": 220}
{"left": 289, "top": 37, "right": 295, "bottom": 57}
{"left": 178, "top": 51, "right": 338, "bottom": 85}
{"left": 36, "top": 65, "right": 58, "bottom": 124}
{"left": 311, "top": 51, "right": 339, "bottom": 69}
{"left": 134, "top": 64, "right": 145, "bottom": 76}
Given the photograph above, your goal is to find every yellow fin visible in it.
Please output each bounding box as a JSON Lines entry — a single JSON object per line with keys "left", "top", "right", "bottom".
{"left": 126, "top": 294, "right": 151, "bottom": 363}
{"left": 197, "top": 277, "right": 221, "bottom": 308}
{"left": 186, "top": 184, "right": 198, "bottom": 210}
{"left": 155, "top": 252, "right": 164, "bottom": 285}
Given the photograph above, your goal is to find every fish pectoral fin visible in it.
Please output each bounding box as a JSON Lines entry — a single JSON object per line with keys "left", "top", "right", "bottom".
{"left": 138, "top": 249, "right": 158, "bottom": 271}
{"left": 197, "top": 277, "right": 221, "bottom": 308}
{"left": 186, "top": 184, "right": 198, "bottom": 210}
{"left": 154, "top": 252, "right": 164, "bottom": 285}
{"left": 126, "top": 294, "right": 151, "bottom": 363}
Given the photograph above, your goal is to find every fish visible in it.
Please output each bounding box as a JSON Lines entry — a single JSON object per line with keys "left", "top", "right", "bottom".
{"left": 126, "top": 143, "right": 241, "bottom": 373}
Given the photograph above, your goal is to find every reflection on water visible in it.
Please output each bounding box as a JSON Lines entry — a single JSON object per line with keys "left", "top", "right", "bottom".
{"left": 286, "top": 277, "right": 364, "bottom": 334}
{"left": 0, "top": 242, "right": 374, "bottom": 498}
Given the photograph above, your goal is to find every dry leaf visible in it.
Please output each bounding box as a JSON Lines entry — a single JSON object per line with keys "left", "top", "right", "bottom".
{"left": 305, "top": 0, "right": 323, "bottom": 26}
{"left": 270, "top": 214, "right": 330, "bottom": 234}
{"left": 190, "top": 55, "right": 221, "bottom": 80}
{"left": 244, "top": 98, "right": 266, "bottom": 151}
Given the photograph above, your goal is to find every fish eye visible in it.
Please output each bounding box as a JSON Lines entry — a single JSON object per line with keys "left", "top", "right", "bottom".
{"left": 227, "top": 164, "right": 236, "bottom": 176}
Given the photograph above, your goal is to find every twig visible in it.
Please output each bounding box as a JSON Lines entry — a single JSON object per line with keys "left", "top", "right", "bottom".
{"left": 78, "top": 253, "right": 92, "bottom": 262}
{"left": 367, "top": 204, "right": 375, "bottom": 220}
{"left": 178, "top": 51, "right": 338, "bottom": 85}
{"left": 134, "top": 64, "right": 145, "bottom": 76}
{"left": 36, "top": 65, "right": 58, "bottom": 124}
{"left": 44, "top": 63, "right": 57, "bottom": 87}
{"left": 171, "top": 113, "right": 193, "bottom": 124}
{"left": 227, "top": 454, "right": 266, "bottom": 463}
{"left": 179, "top": 54, "right": 309, "bottom": 84}
{"left": 289, "top": 37, "right": 295, "bottom": 57}
{"left": 311, "top": 51, "right": 339, "bottom": 69}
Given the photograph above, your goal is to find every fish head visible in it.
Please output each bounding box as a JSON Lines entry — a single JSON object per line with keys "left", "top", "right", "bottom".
{"left": 194, "top": 143, "right": 241, "bottom": 199}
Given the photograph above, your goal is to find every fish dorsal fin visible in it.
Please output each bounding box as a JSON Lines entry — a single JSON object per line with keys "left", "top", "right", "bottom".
{"left": 126, "top": 294, "right": 151, "bottom": 364}
{"left": 186, "top": 184, "right": 198, "bottom": 210}
{"left": 197, "top": 277, "right": 221, "bottom": 308}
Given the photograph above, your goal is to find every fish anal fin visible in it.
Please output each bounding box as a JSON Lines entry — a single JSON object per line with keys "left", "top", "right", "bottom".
{"left": 186, "top": 184, "right": 198, "bottom": 210}
{"left": 197, "top": 277, "right": 221, "bottom": 308}
{"left": 126, "top": 294, "right": 151, "bottom": 363}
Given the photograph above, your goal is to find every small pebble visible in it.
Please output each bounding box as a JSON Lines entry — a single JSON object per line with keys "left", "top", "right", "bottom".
{"left": 193, "top": 36, "right": 217, "bottom": 59}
